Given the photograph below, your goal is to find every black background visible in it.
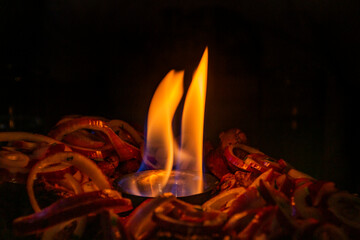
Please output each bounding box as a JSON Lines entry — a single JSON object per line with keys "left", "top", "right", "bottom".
{"left": 1, "top": 0, "right": 359, "bottom": 192}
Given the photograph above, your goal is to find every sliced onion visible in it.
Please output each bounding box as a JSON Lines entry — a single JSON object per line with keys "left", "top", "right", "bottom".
{"left": 313, "top": 223, "right": 349, "bottom": 240}
{"left": 308, "top": 181, "right": 338, "bottom": 207}
{"left": 249, "top": 168, "right": 274, "bottom": 188}
{"left": 13, "top": 189, "right": 132, "bottom": 236}
{"left": 0, "top": 149, "right": 30, "bottom": 168}
{"left": 0, "top": 132, "right": 71, "bottom": 151}
{"left": 258, "top": 180, "right": 296, "bottom": 230}
{"left": 238, "top": 206, "right": 277, "bottom": 239}
{"left": 63, "top": 173, "right": 83, "bottom": 194}
{"left": 27, "top": 151, "right": 111, "bottom": 212}
{"left": 223, "top": 208, "right": 259, "bottom": 233}
{"left": 42, "top": 173, "right": 86, "bottom": 240}
{"left": 153, "top": 198, "right": 227, "bottom": 235}
{"left": 202, "top": 187, "right": 246, "bottom": 212}
{"left": 288, "top": 169, "right": 314, "bottom": 180}
{"left": 293, "top": 182, "right": 322, "bottom": 220}
{"left": 327, "top": 191, "right": 360, "bottom": 230}
{"left": 125, "top": 193, "right": 175, "bottom": 240}
{"left": 36, "top": 163, "right": 76, "bottom": 182}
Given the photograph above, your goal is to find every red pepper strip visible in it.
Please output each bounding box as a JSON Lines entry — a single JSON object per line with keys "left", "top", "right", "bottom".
{"left": 48, "top": 117, "right": 140, "bottom": 161}
{"left": 223, "top": 144, "right": 266, "bottom": 174}
{"left": 12, "top": 189, "right": 132, "bottom": 236}
{"left": 223, "top": 145, "right": 249, "bottom": 172}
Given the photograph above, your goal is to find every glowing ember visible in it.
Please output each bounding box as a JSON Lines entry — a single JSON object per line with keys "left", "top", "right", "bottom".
{"left": 122, "top": 48, "right": 209, "bottom": 197}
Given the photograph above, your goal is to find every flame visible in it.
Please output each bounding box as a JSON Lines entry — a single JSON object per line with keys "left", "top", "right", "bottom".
{"left": 144, "top": 70, "right": 184, "bottom": 195}
{"left": 141, "top": 48, "right": 208, "bottom": 196}
{"left": 178, "top": 47, "right": 208, "bottom": 194}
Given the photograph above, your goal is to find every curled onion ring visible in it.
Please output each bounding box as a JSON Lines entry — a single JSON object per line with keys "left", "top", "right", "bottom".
{"left": 108, "top": 119, "right": 144, "bottom": 146}
{"left": 0, "top": 132, "right": 71, "bottom": 151}
{"left": 0, "top": 149, "right": 30, "bottom": 168}
{"left": 27, "top": 151, "right": 111, "bottom": 212}
{"left": 125, "top": 193, "right": 175, "bottom": 240}
{"left": 13, "top": 189, "right": 132, "bottom": 236}
{"left": 41, "top": 173, "right": 87, "bottom": 240}
{"left": 153, "top": 198, "right": 227, "bottom": 235}
{"left": 48, "top": 117, "right": 140, "bottom": 161}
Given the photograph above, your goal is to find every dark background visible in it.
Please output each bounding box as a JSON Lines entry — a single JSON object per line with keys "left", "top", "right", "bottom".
{"left": 1, "top": 0, "right": 359, "bottom": 192}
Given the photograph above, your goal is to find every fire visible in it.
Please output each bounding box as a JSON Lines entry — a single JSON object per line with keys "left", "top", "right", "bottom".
{"left": 178, "top": 48, "right": 208, "bottom": 194}
{"left": 142, "top": 48, "right": 208, "bottom": 196}
{"left": 143, "top": 70, "right": 184, "bottom": 195}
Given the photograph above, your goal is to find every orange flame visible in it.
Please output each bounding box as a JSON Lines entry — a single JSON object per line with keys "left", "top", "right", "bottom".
{"left": 178, "top": 47, "right": 208, "bottom": 194}
{"left": 144, "top": 70, "right": 184, "bottom": 195}
{"left": 143, "top": 48, "right": 208, "bottom": 196}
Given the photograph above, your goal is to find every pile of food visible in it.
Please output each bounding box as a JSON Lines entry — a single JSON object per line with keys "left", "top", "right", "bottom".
{"left": 1, "top": 115, "right": 359, "bottom": 239}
